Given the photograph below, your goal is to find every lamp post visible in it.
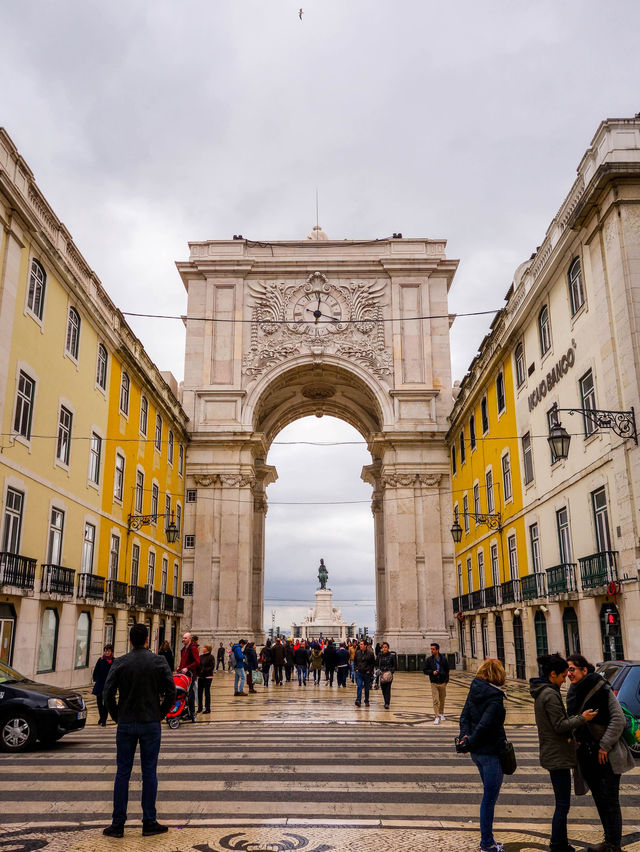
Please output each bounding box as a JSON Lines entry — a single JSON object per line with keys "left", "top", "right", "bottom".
{"left": 128, "top": 512, "right": 180, "bottom": 544}
{"left": 450, "top": 512, "right": 501, "bottom": 542}
{"left": 547, "top": 402, "right": 638, "bottom": 461}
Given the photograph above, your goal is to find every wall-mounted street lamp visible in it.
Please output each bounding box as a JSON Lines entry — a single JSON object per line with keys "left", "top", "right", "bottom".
{"left": 128, "top": 512, "right": 179, "bottom": 544}
{"left": 547, "top": 402, "right": 638, "bottom": 461}
{"left": 450, "top": 512, "right": 502, "bottom": 543}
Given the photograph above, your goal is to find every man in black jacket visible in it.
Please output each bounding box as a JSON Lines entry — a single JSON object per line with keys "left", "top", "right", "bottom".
{"left": 354, "top": 639, "right": 376, "bottom": 707}
{"left": 103, "top": 623, "right": 175, "bottom": 838}
{"left": 423, "top": 642, "right": 450, "bottom": 724}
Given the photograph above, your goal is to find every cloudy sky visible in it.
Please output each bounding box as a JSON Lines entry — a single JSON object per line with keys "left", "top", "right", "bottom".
{"left": 4, "top": 1, "right": 640, "bottom": 632}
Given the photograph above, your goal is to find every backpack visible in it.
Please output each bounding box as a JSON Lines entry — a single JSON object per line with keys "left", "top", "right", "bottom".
{"left": 621, "top": 704, "right": 640, "bottom": 747}
{"left": 228, "top": 649, "right": 237, "bottom": 668}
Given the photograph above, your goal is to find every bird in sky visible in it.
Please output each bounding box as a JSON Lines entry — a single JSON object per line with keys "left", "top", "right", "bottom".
{"left": 299, "top": 8, "right": 303, "bottom": 19}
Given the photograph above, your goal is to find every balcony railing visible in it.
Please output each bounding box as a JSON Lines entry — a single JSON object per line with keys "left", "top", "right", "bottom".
{"left": 174, "top": 596, "right": 184, "bottom": 615}
{"left": 546, "top": 563, "right": 578, "bottom": 595}
{"left": 579, "top": 551, "right": 618, "bottom": 589}
{"left": 483, "top": 584, "right": 501, "bottom": 607}
{"left": 501, "top": 579, "right": 521, "bottom": 605}
{"left": 41, "top": 564, "right": 75, "bottom": 596}
{"left": 521, "top": 572, "right": 547, "bottom": 601}
{"left": 78, "top": 572, "right": 105, "bottom": 600}
{"left": 129, "top": 584, "right": 148, "bottom": 608}
{"left": 106, "top": 579, "right": 128, "bottom": 604}
{"left": 162, "top": 593, "right": 174, "bottom": 612}
{"left": 471, "top": 589, "right": 485, "bottom": 609}
{"left": 144, "top": 584, "right": 154, "bottom": 607}
{"left": 0, "top": 552, "right": 37, "bottom": 590}
{"left": 153, "top": 590, "right": 162, "bottom": 609}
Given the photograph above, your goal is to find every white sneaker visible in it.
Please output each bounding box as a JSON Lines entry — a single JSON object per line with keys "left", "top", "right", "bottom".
{"left": 433, "top": 716, "right": 440, "bottom": 725}
{"left": 440, "top": 714, "right": 446, "bottom": 721}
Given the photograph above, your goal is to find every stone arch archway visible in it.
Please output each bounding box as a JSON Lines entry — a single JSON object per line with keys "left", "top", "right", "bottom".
{"left": 179, "top": 233, "right": 458, "bottom": 652}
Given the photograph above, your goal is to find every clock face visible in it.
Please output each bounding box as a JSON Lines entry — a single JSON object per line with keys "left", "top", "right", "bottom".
{"left": 289, "top": 290, "right": 344, "bottom": 336}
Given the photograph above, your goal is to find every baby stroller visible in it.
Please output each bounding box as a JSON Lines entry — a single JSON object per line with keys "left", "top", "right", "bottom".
{"left": 166, "top": 671, "right": 193, "bottom": 729}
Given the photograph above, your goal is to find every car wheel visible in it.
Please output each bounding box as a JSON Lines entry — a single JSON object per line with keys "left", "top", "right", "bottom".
{"left": 0, "top": 711, "right": 37, "bottom": 752}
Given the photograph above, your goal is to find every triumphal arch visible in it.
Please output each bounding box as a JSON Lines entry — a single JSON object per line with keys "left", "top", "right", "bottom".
{"left": 178, "top": 228, "right": 458, "bottom": 652}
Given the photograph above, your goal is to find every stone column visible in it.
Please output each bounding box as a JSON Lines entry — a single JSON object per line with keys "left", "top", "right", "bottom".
{"left": 217, "top": 472, "right": 256, "bottom": 637}
{"left": 250, "top": 460, "right": 277, "bottom": 642}
{"left": 362, "top": 462, "right": 386, "bottom": 636}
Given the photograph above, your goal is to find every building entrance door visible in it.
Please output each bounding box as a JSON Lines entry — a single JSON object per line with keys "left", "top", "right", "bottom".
{"left": 513, "top": 614, "right": 526, "bottom": 679}
{"left": 0, "top": 604, "right": 16, "bottom": 664}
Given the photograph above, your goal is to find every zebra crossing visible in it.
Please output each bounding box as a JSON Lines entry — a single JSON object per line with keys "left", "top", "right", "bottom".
{"left": 2, "top": 721, "right": 638, "bottom": 829}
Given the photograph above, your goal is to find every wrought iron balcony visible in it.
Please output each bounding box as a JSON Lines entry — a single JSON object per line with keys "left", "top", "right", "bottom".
{"left": 483, "top": 584, "right": 501, "bottom": 607}
{"left": 153, "top": 590, "right": 162, "bottom": 609}
{"left": 579, "top": 551, "right": 618, "bottom": 589}
{"left": 471, "top": 589, "right": 485, "bottom": 609}
{"left": 501, "top": 579, "right": 521, "bottom": 605}
{"left": 129, "top": 584, "right": 148, "bottom": 608}
{"left": 41, "top": 564, "right": 75, "bottom": 596}
{"left": 77, "top": 572, "right": 105, "bottom": 600}
{"left": 106, "top": 579, "right": 128, "bottom": 604}
{"left": 162, "top": 593, "right": 174, "bottom": 612}
{"left": 174, "top": 596, "right": 184, "bottom": 615}
{"left": 452, "top": 596, "right": 461, "bottom": 614}
{"left": 521, "top": 572, "right": 547, "bottom": 601}
{"left": 546, "top": 563, "right": 578, "bottom": 595}
{"left": 144, "top": 584, "right": 155, "bottom": 608}
{"left": 0, "top": 552, "right": 37, "bottom": 590}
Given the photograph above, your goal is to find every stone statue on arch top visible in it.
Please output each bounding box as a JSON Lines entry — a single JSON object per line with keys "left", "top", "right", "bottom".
{"left": 318, "top": 558, "right": 329, "bottom": 590}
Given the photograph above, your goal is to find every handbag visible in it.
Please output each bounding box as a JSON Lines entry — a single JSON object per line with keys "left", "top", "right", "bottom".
{"left": 499, "top": 740, "right": 517, "bottom": 775}
{"left": 573, "top": 761, "right": 589, "bottom": 796}
{"left": 251, "top": 669, "right": 263, "bottom": 685}
{"left": 380, "top": 670, "right": 393, "bottom": 684}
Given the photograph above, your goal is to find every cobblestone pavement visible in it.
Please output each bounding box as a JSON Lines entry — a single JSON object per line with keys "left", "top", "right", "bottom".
{"left": 1, "top": 671, "right": 638, "bottom": 851}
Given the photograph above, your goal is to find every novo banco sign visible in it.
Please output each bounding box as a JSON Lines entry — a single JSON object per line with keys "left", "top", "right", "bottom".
{"left": 178, "top": 231, "right": 458, "bottom": 653}
{"left": 527, "top": 341, "right": 577, "bottom": 412}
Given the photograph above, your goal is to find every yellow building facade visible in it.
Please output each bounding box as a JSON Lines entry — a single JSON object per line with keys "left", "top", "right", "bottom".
{"left": 447, "top": 311, "right": 529, "bottom": 680}
{"left": 0, "top": 128, "right": 188, "bottom": 686}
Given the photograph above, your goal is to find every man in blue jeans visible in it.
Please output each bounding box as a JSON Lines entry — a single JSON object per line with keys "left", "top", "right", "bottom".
{"left": 103, "top": 622, "right": 175, "bottom": 838}
{"left": 354, "top": 639, "right": 376, "bottom": 707}
{"left": 232, "top": 639, "right": 247, "bottom": 696}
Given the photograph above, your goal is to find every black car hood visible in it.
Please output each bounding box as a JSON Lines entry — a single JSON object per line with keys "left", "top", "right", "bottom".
{"left": 4, "top": 680, "right": 83, "bottom": 702}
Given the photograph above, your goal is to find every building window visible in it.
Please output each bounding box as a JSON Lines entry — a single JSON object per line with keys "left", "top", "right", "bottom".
{"left": 522, "top": 432, "right": 534, "bottom": 484}
{"left": 89, "top": 432, "right": 102, "bottom": 485}
{"left": 579, "top": 369, "right": 597, "bottom": 437}
{"left": 147, "top": 551, "right": 155, "bottom": 587}
{"left": 481, "top": 617, "right": 489, "bottom": 658}
{"left": 568, "top": 258, "right": 585, "bottom": 315}
{"left": 151, "top": 483, "right": 159, "bottom": 518}
{"left": 155, "top": 414, "right": 162, "bottom": 452}
{"left": 2, "top": 488, "right": 24, "bottom": 554}
{"left": 548, "top": 406, "right": 560, "bottom": 463}
{"left": 56, "top": 406, "right": 72, "bottom": 465}
{"left": 466, "top": 557, "right": 473, "bottom": 593}
{"left": 473, "top": 482, "right": 481, "bottom": 517}
{"left": 165, "top": 494, "right": 171, "bottom": 523}
{"left": 556, "top": 507, "right": 572, "bottom": 564}
{"left": 183, "top": 581, "right": 194, "bottom": 596}
{"left": 65, "top": 307, "right": 81, "bottom": 360}
{"left": 120, "top": 371, "right": 130, "bottom": 415}
{"left": 96, "top": 344, "right": 108, "bottom": 390}
{"left": 459, "top": 622, "right": 466, "bottom": 657}
{"left": 37, "top": 608, "right": 59, "bottom": 673}
{"left": 480, "top": 397, "right": 489, "bottom": 434}
{"left": 27, "top": 259, "right": 46, "bottom": 320}
{"left": 507, "top": 533, "right": 518, "bottom": 580}
{"left": 114, "top": 453, "right": 125, "bottom": 502}
{"left": 592, "top": 487, "right": 612, "bottom": 552}
{"left": 131, "top": 544, "right": 140, "bottom": 587}
{"left": 501, "top": 452, "right": 512, "bottom": 500}
{"left": 529, "top": 523, "right": 541, "bottom": 573}
{"left": 173, "top": 564, "right": 179, "bottom": 597}
{"left": 469, "top": 415, "right": 476, "bottom": 450}
{"left": 178, "top": 444, "right": 184, "bottom": 476}
{"left": 109, "top": 534, "right": 120, "bottom": 580}
{"left": 485, "top": 469, "right": 494, "bottom": 513}
{"left": 168, "top": 430, "right": 174, "bottom": 465}
{"left": 469, "top": 619, "right": 477, "bottom": 658}
{"left": 462, "top": 495, "right": 470, "bottom": 533}
{"left": 477, "top": 550, "right": 485, "bottom": 589}
{"left": 161, "top": 557, "right": 168, "bottom": 594}
{"left": 14, "top": 370, "right": 35, "bottom": 439}
{"left": 47, "top": 508, "right": 64, "bottom": 564}
{"left": 459, "top": 429, "right": 466, "bottom": 464}
{"left": 515, "top": 342, "right": 526, "bottom": 387}
{"left": 539, "top": 306, "right": 551, "bottom": 355}
{"left": 490, "top": 543, "right": 499, "bottom": 587}
{"left": 81, "top": 522, "right": 95, "bottom": 574}
{"left": 140, "top": 395, "right": 148, "bottom": 436}
{"left": 186, "top": 489, "right": 197, "bottom": 503}
{"left": 74, "top": 612, "right": 91, "bottom": 669}
{"left": 175, "top": 504, "right": 181, "bottom": 534}
{"left": 496, "top": 372, "right": 506, "bottom": 413}
{"left": 135, "top": 471, "right": 144, "bottom": 513}
{"left": 184, "top": 534, "right": 195, "bottom": 549}
{"left": 457, "top": 562, "right": 463, "bottom": 596}
{"left": 451, "top": 445, "right": 457, "bottom": 476}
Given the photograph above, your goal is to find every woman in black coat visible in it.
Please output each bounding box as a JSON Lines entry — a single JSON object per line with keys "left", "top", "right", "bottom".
{"left": 459, "top": 658, "right": 507, "bottom": 852}
{"left": 377, "top": 642, "right": 397, "bottom": 709}
{"left": 158, "top": 640, "right": 174, "bottom": 672}
{"left": 197, "top": 644, "right": 215, "bottom": 713}
{"left": 244, "top": 641, "right": 259, "bottom": 693}
{"left": 259, "top": 640, "right": 273, "bottom": 686}
{"left": 92, "top": 644, "right": 114, "bottom": 726}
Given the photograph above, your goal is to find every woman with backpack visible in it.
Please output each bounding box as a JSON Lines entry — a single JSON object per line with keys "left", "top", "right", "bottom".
{"left": 566, "top": 654, "right": 635, "bottom": 852}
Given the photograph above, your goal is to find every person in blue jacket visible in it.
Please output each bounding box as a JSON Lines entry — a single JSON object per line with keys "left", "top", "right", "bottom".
{"left": 458, "top": 658, "right": 508, "bottom": 852}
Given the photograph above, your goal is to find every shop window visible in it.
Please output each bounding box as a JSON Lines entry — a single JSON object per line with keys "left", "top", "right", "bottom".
{"left": 74, "top": 612, "right": 91, "bottom": 669}
{"left": 37, "top": 607, "right": 59, "bottom": 673}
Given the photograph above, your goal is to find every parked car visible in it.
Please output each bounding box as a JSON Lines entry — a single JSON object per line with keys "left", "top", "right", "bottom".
{"left": 596, "top": 660, "right": 640, "bottom": 758}
{"left": 0, "top": 661, "right": 87, "bottom": 752}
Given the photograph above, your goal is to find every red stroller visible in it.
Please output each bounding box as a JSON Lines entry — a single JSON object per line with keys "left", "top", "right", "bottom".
{"left": 166, "top": 671, "right": 193, "bottom": 729}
